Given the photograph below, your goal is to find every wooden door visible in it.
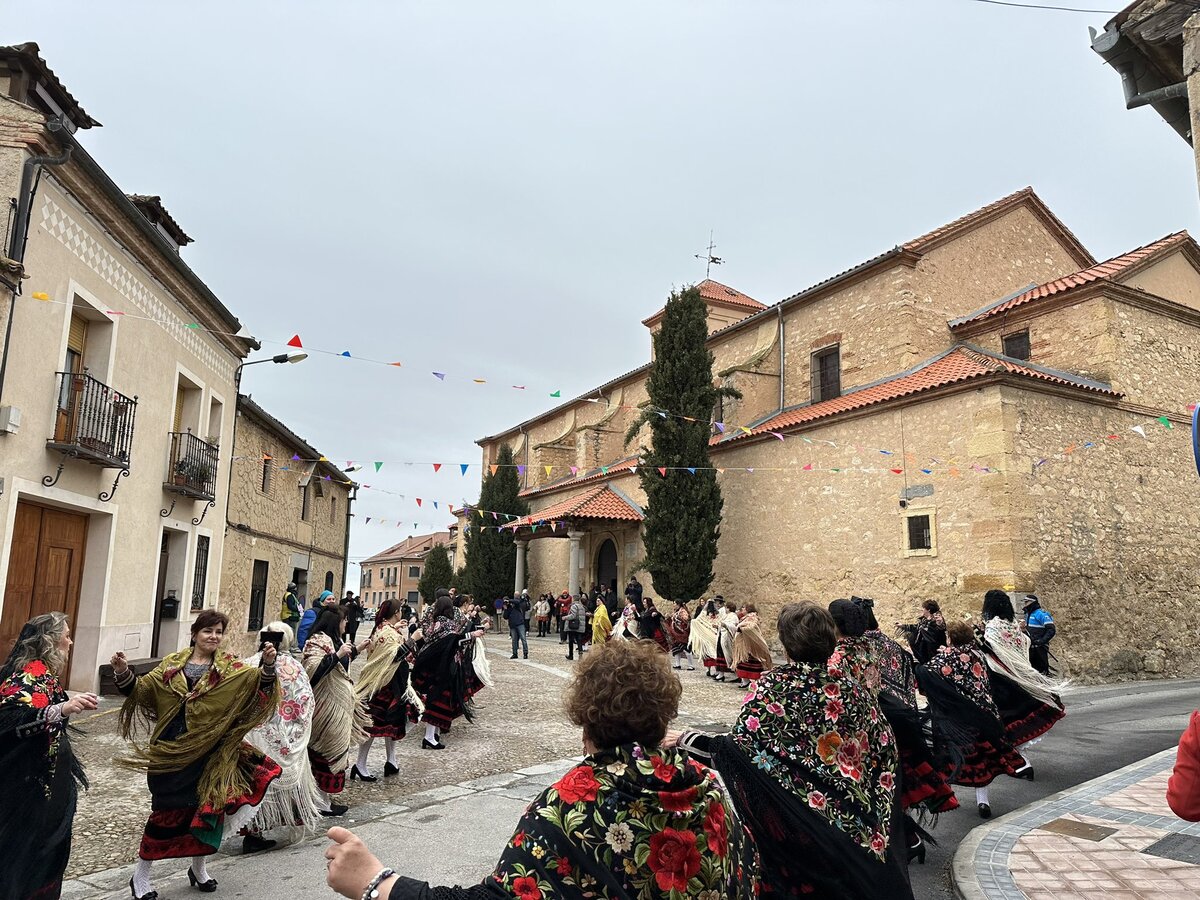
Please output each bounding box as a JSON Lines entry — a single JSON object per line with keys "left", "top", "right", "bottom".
{"left": 1, "top": 502, "right": 88, "bottom": 670}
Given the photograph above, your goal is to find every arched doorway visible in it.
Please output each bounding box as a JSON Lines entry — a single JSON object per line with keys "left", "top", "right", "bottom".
{"left": 596, "top": 539, "right": 618, "bottom": 596}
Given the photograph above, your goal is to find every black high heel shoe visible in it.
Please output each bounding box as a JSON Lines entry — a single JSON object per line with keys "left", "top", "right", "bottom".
{"left": 421, "top": 738, "right": 446, "bottom": 750}
{"left": 129, "top": 878, "right": 158, "bottom": 900}
{"left": 978, "top": 802, "right": 992, "bottom": 819}
{"left": 350, "top": 765, "right": 378, "bottom": 782}
{"left": 383, "top": 761, "right": 400, "bottom": 776}
{"left": 907, "top": 837, "right": 926, "bottom": 865}
{"left": 187, "top": 869, "right": 218, "bottom": 892}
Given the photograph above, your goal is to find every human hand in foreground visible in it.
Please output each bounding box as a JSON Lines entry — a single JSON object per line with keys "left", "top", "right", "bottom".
{"left": 661, "top": 728, "right": 683, "bottom": 749}
{"left": 63, "top": 693, "right": 99, "bottom": 716}
{"left": 337, "top": 642, "right": 353, "bottom": 659}
{"left": 260, "top": 643, "right": 278, "bottom": 667}
{"left": 110, "top": 652, "right": 129, "bottom": 674}
{"left": 325, "top": 827, "right": 397, "bottom": 900}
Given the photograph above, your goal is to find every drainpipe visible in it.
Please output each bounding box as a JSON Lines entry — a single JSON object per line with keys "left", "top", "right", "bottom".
{"left": 777, "top": 304, "right": 785, "bottom": 411}
{"left": 342, "top": 484, "right": 357, "bottom": 594}
{"left": 0, "top": 118, "right": 72, "bottom": 412}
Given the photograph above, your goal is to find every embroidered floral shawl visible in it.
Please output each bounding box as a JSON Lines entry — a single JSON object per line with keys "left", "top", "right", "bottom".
{"left": 732, "top": 662, "right": 898, "bottom": 859}
{"left": 829, "top": 636, "right": 881, "bottom": 693}
{"left": 862, "top": 630, "right": 918, "bottom": 708}
{"left": 118, "top": 648, "right": 278, "bottom": 810}
{"left": 982, "top": 617, "right": 1066, "bottom": 707}
{"left": 928, "top": 644, "right": 998, "bottom": 718}
{"left": 478, "top": 745, "right": 758, "bottom": 898}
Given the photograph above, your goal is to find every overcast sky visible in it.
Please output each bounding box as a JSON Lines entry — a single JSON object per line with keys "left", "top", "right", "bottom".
{"left": 14, "top": 0, "right": 1199, "bottom": 583}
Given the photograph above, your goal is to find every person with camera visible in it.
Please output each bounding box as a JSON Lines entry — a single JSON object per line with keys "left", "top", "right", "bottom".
{"left": 504, "top": 594, "right": 530, "bottom": 659}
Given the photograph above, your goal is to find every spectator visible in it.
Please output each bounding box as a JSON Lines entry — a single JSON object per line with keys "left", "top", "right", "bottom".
{"left": 506, "top": 595, "right": 530, "bottom": 660}
{"left": 555, "top": 591, "right": 572, "bottom": 644}
{"left": 534, "top": 594, "right": 552, "bottom": 637}
{"left": 1023, "top": 594, "right": 1057, "bottom": 675}
{"left": 564, "top": 594, "right": 588, "bottom": 660}
{"left": 341, "top": 591, "right": 365, "bottom": 643}
{"left": 280, "top": 582, "right": 301, "bottom": 631}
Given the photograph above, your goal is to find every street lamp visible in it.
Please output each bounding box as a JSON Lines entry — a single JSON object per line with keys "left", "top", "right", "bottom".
{"left": 224, "top": 351, "right": 308, "bottom": 528}
{"left": 233, "top": 351, "right": 308, "bottom": 390}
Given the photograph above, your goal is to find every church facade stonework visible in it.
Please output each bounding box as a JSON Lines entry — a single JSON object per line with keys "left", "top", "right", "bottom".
{"left": 471, "top": 189, "right": 1200, "bottom": 680}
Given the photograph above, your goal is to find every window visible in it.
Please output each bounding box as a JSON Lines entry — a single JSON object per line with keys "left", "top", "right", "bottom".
{"left": 300, "top": 483, "right": 311, "bottom": 521}
{"left": 1002, "top": 330, "right": 1031, "bottom": 361}
{"left": 811, "top": 346, "right": 841, "bottom": 402}
{"left": 903, "top": 510, "right": 937, "bottom": 557}
{"left": 261, "top": 457, "right": 273, "bottom": 494}
{"left": 324, "top": 570, "right": 335, "bottom": 592}
{"left": 407, "top": 590, "right": 420, "bottom": 605}
{"left": 408, "top": 565, "right": 420, "bottom": 579}
{"left": 249, "top": 559, "right": 269, "bottom": 631}
{"left": 191, "top": 535, "right": 210, "bottom": 611}
{"left": 330, "top": 495, "right": 338, "bottom": 524}
{"left": 314, "top": 478, "right": 325, "bottom": 498}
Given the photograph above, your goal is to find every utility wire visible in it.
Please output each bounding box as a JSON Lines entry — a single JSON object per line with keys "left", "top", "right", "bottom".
{"left": 960, "top": 0, "right": 1119, "bottom": 13}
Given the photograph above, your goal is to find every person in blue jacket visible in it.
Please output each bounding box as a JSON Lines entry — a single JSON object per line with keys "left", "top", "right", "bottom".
{"left": 298, "top": 590, "right": 339, "bottom": 649}
{"left": 1023, "top": 594, "right": 1056, "bottom": 675}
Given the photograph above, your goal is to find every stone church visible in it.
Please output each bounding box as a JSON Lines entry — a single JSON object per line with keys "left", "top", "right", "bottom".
{"left": 469, "top": 188, "right": 1200, "bottom": 679}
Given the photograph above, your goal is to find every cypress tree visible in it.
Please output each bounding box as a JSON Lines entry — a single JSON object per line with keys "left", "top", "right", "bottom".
{"left": 418, "top": 543, "right": 454, "bottom": 606}
{"left": 624, "top": 285, "right": 739, "bottom": 602}
{"left": 463, "top": 444, "right": 530, "bottom": 603}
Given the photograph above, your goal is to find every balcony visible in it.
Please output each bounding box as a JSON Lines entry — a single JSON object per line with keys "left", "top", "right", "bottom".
{"left": 164, "top": 431, "right": 219, "bottom": 501}
{"left": 48, "top": 371, "right": 137, "bottom": 469}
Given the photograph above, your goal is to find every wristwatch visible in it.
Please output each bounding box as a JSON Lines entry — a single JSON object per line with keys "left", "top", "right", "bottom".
{"left": 361, "top": 868, "right": 396, "bottom": 900}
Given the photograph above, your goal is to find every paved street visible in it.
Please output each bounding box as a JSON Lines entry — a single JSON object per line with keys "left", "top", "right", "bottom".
{"left": 63, "top": 637, "right": 1198, "bottom": 899}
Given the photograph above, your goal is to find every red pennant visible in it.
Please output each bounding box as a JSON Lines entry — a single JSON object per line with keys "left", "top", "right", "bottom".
{"left": 802, "top": 463, "right": 813, "bottom": 471}
{"left": 432, "top": 463, "right": 442, "bottom": 473}
{"left": 890, "top": 468, "right": 903, "bottom": 475}
{"left": 657, "top": 467, "right": 667, "bottom": 476}
{"left": 287, "top": 334, "right": 303, "bottom": 348}
{"left": 416, "top": 498, "right": 423, "bottom": 507}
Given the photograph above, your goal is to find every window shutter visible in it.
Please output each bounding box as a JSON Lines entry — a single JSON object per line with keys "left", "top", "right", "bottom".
{"left": 68, "top": 314, "right": 88, "bottom": 354}
{"left": 810, "top": 352, "right": 821, "bottom": 402}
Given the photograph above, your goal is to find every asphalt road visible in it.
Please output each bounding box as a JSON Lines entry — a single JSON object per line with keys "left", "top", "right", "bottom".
{"left": 911, "top": 677, "right": 1199, "bottom": 899}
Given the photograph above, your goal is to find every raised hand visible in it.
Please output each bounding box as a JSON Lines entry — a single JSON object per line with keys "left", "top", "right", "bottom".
{"left": 110, "top": 651, "right": 129, "bottom": 674}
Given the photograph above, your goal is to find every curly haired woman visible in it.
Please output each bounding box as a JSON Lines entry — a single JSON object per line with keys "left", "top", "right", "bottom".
{"left": 0, "top": 612, "right": 97, "bottom": 900}
{"left": 325, "top": 640, "right": 759, "bottom": 899}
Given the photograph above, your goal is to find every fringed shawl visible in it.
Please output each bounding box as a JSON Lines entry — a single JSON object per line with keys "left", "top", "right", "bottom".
{"left": 719, "top": 612, "right": 739, "bottom": 667}
{"left": 862, "top": 630, "right": 918, "bottom": 708}
{"left": 982, "top": 618, "right": 1067, "bottom": 708}
{"left": 354, "top": 623, "right": 408, "bottom": 703}
{"left": 470, "top": 637, "right": 493, "bottom": 690}
{"left": 237, "top": 652, "right": 322, "bottom": 834}
{"left": 689, "top": 614, "right": 719, "bottom": 660}
{"left": 302, "top": 633, "right": 368, "bottom": 772}
{"left": 731, "top": 614, "right": 774, "bottom": 671}
{"left": 118, "top": 648, "right": 278, "bottom": 810}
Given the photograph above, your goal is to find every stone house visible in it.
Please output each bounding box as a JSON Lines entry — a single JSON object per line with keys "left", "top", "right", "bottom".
{"left": 219, "top": 395, "right": 353, "bottom": 655}
{"left": 359, "top": 530, "right": 453, "bottom": 612}
{"left": 0, "top": 43, "right": 252, "bottom": 690}
{"left": 474, "top": 188, "right": 1200, "bottom": 678}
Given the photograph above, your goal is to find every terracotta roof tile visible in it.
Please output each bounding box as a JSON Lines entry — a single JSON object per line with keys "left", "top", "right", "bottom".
{"left": 719, "top": 346, "right": 1118, "bottom": 444}
{"left": 507, "top": 485, "right": 644, "bottom": 529}
{"left": 950, "top": 232, "right": 1192, "bottom": 327}
{"left": 642, "top": 279, "right": 764, "bottom": 327}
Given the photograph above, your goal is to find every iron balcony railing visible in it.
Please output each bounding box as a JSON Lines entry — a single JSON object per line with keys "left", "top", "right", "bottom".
{"left": 49, "top": 371, "right": 137, "bottom": 468}
{"left": 165, "top": 431, "right": 219, "bottom": 501}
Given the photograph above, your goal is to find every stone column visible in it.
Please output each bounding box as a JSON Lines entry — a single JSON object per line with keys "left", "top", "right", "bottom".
{"left": 514, "top": 540, "right": 528, "bottom": 595}
{"left": 1186, "top": 12, "right": 1200, "bottom": 201}
{"left": 567, "top": 530, "right": 585, "bottom": 596}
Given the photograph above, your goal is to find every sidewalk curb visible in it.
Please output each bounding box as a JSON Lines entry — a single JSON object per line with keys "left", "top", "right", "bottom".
{"left": 949, "top": 747, "right": 1179, "bottom": 900}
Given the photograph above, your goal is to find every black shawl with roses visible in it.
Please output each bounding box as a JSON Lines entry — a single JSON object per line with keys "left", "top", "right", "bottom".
{"left": 386, "top": 744, "right": 759, "bottom": 899}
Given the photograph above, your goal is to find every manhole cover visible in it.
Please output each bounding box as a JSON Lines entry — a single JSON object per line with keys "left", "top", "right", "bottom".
{"left": 1143, "top": 834, "right": 1200, "bottom": 865}
{"left": 1035, "top": 818, "right": 1118, "bottom": 842}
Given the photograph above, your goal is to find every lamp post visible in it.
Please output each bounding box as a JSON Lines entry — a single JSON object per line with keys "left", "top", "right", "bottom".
{"left": 341, "top": 465, "right": 362, "bottom": 598}
{"left": 223, "top": 351, "right": 308, "bottom": 529}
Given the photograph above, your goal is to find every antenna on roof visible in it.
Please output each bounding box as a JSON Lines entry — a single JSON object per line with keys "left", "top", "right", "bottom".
{"left": 694, "top": 230, "right": 723, "bottom": 279}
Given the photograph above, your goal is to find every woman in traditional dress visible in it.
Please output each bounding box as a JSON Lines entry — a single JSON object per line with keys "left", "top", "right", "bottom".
{"left": 676, "top": 601, "right": 913, "bottom": 897}
{"left": 325, "top": 640, "right": 760, "bottom": 900}
{"left": 854, "top": 598, "right": 957, "bottom": 863}
{"left": 410, "top": 595, "right": 484, "bottom": 750}
{"left": 237, "top": 621, "right": 323, "bottom": 854}
{"left": 113, "top": 610, "right": 280, "bottom": 899}
{"left": 352, "top": 601, "right": 421, "bottom": 781}
{"left": 0, "top": 613, "right": 96, "bottom": 900}
{"left": 716, "top": 599, "right": 740, "bottom": 682}
{"left": 665, "top": 598, "right": 695, "bottom": 670}
{"left": 917, "top": 620, "right": 1029, "bottom": 819}
{"left": 827, "top": 599, "right": 881, "bottom": 691}
{"left": 979, "top": 590, "right": 1066, "bottom": 769}
{"left": 302, "top": 606, "right": 370, "bottom": 817}
{"left": 460, "top": 598, "right": 492, "bottom": 710}
{"left": 898, "top": 600, "right": 947, "bottom": 665}
{"left": 611, "top": 595, "right": 637, "bottom": 641}
{"left": 591, "top": 596, "right": 613, "bottom": 646}
{"left": 690, "top": 600, "right": 722, "bottom": 678}
{"left": 731, "top": 603, "right": 773, "bottom": 687}
{"left": 636, "top": 596, "right": 670, "bottom": 653}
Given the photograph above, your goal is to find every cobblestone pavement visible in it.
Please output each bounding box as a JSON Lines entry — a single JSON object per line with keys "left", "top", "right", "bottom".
{"left": 954, "top": 746, "right": 1200, "bottom": 900}
{"left": 66, "top": 632, "right": 748, "bottom": 879}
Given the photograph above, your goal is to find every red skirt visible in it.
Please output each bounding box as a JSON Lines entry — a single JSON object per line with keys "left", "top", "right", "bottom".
{"left": 139, "top": 756, "right": 280, "bottom": 860}
{"left": 1005, "top": 700, "right": 1064, "bottom": 747}
{"left": 419, "top": 683, "right": 466, "bottom": 731}
{"left": 736, "top": 659, "right": 766, "bottom": 681}
{"left": 365, "top": 685, "right": 412, "bottom": 740}
{"left": 900, "top": 755, "right": 959, "bottom": 813}
{"left": 949, "top": 738, "right": 1026, "bottom": 787}
{"left": 308, "top": 749, "right": 347, "bottom": 795}
{"left": 704, "top": 655, "right": 730, "bottom": 673}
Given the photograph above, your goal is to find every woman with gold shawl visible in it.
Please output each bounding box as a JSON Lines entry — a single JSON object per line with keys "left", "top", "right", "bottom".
{"left": 351, "top": 601, "right": 421, "bottom": 781}
{"left": 113, "top": 610, "right": 281, "bottom": 900}
{"left": 731, "top": 603, "right": 774, "bottom": 688}
{"left": 303, "top": 605, "right": 370, "bottom": 816}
